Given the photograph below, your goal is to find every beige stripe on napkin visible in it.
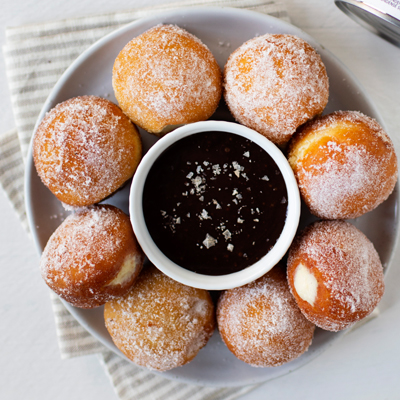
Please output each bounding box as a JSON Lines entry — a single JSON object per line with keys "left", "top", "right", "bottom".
{"left": 101, "top": 350, "right": 255, "bottom": 400}
{"left": 1, "top": 1, "right": 289, "bottom": 399}
{"left": 0, "top": 128, "right": 28, "bottom": 230}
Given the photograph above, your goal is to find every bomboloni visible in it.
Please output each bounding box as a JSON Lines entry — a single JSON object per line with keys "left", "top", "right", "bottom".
{"left": 33, "top": 95, "right": 142, "bottom": 207}
{"left": 287, "top": 110, "right": 398, "bottom": 219}
{"left": 224, "top": 34, "right": 329, "bottom": 146}
{"left": 40, "top": 205, "right": 144, "bottom": 308}
{"left": 287, "top": 220, "right": 385, "bottom": 331}
{"left": 104, "top": 265, "right": 215, "bottom": 371}
{"left": 112, "top": 24, "right": 222, "bottom": 135}
{"left": 217, "top": 266, "right": 315, "bottom": 367}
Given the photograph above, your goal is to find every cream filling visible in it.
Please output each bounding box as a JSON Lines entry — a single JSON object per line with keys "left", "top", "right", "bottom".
{"left": 294, "top": 263, "right": 318, "bottom": 306}
{"left": 107, "top": 254, "right": 139, "bottom": 286}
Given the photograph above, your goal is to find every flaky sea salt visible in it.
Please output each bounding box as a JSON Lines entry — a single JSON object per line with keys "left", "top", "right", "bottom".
{"left": 203, "top": 234, "right": 217, "bottom": 249}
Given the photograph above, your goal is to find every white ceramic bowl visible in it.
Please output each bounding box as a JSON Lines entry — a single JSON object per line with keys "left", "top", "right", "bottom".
{"left": 130, "top": 120, "right": 300, "bottom": 290}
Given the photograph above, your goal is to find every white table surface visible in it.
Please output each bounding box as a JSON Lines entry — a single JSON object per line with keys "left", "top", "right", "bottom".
{"left": 1, "top": 0, "right": 400, "bottom": 399}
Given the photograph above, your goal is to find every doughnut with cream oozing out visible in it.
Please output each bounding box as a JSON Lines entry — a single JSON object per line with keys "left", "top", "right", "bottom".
{"left": 33, "top": 95, "right": 142, "bottom": 207}
{"left": 287, "top": 110, "right": 398, "bottom": 219}
{"left": 223, "top": 34, "right": 329, "bottom": 146}
{"left": 40, "top": 205, "right": 144, "bottom": 309}
{"left": 112, "top": 24, "right": 222, "bottom": 135}
{"left": 104, "top": 265, "right": 215, "bottom": 371}
{"left": 287, "top": 220, "right": 385, "bottom": 331}
{"left": 217, "top": 265, "right": 315, "bottom": 367}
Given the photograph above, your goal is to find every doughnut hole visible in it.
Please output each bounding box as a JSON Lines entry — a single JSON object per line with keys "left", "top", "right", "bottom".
{"left": 217, "top": 266, "right": 315, "bottom": 367}
{"left": 104, "top": 265, "right": 216, "bottom": 371}
{"left": 40, "top": 205, "right": 144, "bottom": 308}
{"left": 33, "top": 96, "right": 142, "bottom": 207}
{"left": 288, "top": 110, "right": 398, "bottom": 219}
{"left": 224, "top": 34, "right": 329, "bottom": 146}
{"left": 112, "top": 24, "right": 222, "bottom": 135}
{"left": 287, "top": 220, "right": 385, "bottom": 331}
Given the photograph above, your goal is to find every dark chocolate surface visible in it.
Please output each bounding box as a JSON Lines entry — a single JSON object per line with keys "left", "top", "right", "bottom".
{"left": 142, "top": 131, "right": 288, "bottom": 275}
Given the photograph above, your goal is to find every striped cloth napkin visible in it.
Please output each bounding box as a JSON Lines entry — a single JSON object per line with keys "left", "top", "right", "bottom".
{"left": 1, "top": 1, "right": 289, "bottom": 399}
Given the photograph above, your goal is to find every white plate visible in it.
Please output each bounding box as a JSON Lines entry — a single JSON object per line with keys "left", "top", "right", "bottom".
{"left": 25, "top": 6, "right": 399, "bottom": 387}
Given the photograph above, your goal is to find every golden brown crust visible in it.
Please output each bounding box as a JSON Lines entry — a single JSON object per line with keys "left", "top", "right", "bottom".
{"left": 112, "top": 24, "right": 222, "bottom": 135}
{"left": 287, "top": 110, "right": 398, "bottom": 219}
{"left": 223, "top": 34, "right": 329, "bottom": 146}
{"left": 104, "top": 265, "right": 215, "bottom": 371}
{"left": 217, "top": 266, "right": 315, "bottom": 367}
{"left": 287, "top": 220, "right": 385, "bottom": 331}
{"left": 40, "top": 205, "right": 144, "bottom": 308}
{"left": 33, "top": 95, "right": 142, "bottom": 207}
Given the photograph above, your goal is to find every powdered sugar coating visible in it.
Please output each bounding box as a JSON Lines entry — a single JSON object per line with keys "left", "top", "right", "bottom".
{"left": 287, "top": 220, "right": 385, "bottom": 331}
{"left": 223, "top": 34, "right": 328, "bottom": 146}
{"left": 113, "top": 24, "right": 222, "bottom": 134}
{"left": 40, "top": 205, "right": 144, "bottom": 308}
{"left": 104, "top": 266, "right": 215, "bottom": 371}
{"left": 33, "top": 96, "right": 142, "bottom": 206}
{"left": 217, "top": 267, "right": 315, "bottom": 367}
{"left": 288, "top": 110, "right": 398, "bottom": 219}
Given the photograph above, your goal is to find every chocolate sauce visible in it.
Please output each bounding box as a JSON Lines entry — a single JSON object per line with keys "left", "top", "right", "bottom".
{"left": 142, "top": 131, "right": 288, "bottom": 276}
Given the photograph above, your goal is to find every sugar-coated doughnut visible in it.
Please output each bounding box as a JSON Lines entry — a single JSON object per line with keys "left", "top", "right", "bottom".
{"left": 287, "top": 111, "right": 398, "bottom": 219}
{"left": 217, "top": 266, "right": 315, "bottom": 367}
{"left": 287, "top": 220, "right": 385, "bottom": 331}
{"left": 112, "top": 24, "right": 222, "bottom": 135}
{"left": 104, "top": 265, "right": 215, "bottom": 371}
{"left": 223, "top": 34, "right": 328, "bottom": 146}
{"left": 40, "top": 205, "right": 144, "bottom": 308}
{"left": 33, "top": 96, "right": 142, "bottom": 207}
